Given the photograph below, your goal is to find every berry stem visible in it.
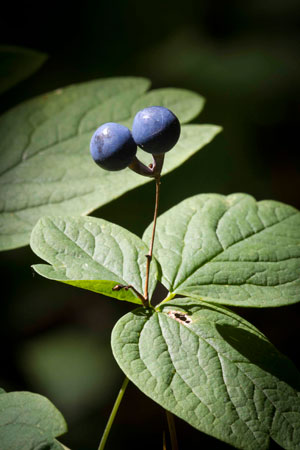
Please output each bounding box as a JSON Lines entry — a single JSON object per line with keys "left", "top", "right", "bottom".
{"left": 144, "top": 174, "right": 161, "bottom": 304}
{"left": 129, "top": 156, "right": 154, "bottom": 177}
{"left": 97, "top": 376, "right": 129, "bottom": 450}
{"left": 129, "top": 153, "right": 165, "bottom": 179}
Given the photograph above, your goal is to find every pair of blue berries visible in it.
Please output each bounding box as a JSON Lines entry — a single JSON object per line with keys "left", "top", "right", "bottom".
{"left": 90, "top": 106, "right": 181, "bottom": 171}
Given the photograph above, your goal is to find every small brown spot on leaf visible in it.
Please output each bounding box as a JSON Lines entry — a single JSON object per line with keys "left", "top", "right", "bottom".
{"left": 167, "top": 310, "right": 192, "bottom": 324}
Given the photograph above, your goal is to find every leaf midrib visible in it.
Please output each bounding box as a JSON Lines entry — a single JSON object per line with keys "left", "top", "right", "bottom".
{"left": 42, "top": 219, "right": 128, "bottom": 286}
{"left": 154, "top": 312, "right": 297, "bottom": 443}
{"left": 0, "top": 84, "right": 146, "bottom": 178}
{"left": 154, "top": 313, "right": 265, "bottom": 445}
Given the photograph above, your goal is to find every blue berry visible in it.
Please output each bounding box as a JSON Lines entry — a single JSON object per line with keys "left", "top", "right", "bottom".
{"left": 90, "top": 123, "right": 137, "bottom": 171}
{"left": 132, "top": 106, "right": 180, "bottom": 154}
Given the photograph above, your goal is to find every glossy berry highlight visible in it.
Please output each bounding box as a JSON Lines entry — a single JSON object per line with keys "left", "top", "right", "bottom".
{"left": 90, "top": 123, "right": 137, "bottom": 171}
{"left": 132, "top": 106, "right": 180, "bottom": 154}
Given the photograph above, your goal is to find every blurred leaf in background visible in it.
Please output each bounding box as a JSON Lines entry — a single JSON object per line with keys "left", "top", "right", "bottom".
{"left": 19, "top": 328, "right": 119, "bottom": 422}
{"left": 0, "top": 390, "right": 67, "bottom": 449}
{"left": 0, "top": 46, "right": 47, "bottom": 95}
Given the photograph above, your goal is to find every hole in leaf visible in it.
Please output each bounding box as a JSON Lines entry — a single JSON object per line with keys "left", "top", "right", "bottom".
{"left": 167, "top": 310, "right": 192, "bottom": 324}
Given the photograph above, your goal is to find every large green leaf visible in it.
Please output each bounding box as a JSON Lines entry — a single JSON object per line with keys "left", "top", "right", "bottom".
{"left": 127, "top": 87, "right": 205, "bottom": 124}
{"left": 30, "top": 215, "right": 158, "bottom": 304}
{"left": 0, "top": 76, "right": 220, "bottom": 251}
{"left": 143, "top": 193, "right": 300, "bottom": 307}
{"left": 0, "top": 391, "right": 67, "bottom": 450}
{"left": 112, "top": 297, "right": 300, "bottom": 449}
{"left": 0, "top": 45, "right": 48, "bottom": 95}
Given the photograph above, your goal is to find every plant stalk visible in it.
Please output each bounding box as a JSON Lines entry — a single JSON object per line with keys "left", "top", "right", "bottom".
{"left": 98, "top": 376, "right": 129, "bottom": 450}
{"left": 163, "top": 430, "right": 167, "bottom": 450}
{"left": 144, "top": 175, "right": 161, "bottom": 304}
{"left": 166, "top": 410, "right": 179, "bottom": 450}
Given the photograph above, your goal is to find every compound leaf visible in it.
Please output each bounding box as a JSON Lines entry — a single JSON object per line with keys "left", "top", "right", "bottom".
{"left": 0, "top": 45, "right": 48, "bottom": 95}
{"left": 112, "top": 297, "right": 300, "bottom": 450}
{"left": 0, "top": 391, "right": 67, "bottom": 450}
{"left": 143, "top": 193, "right": 300, "bottom": 307}
{"left": 30, "top": 215, "right": 158, "bottom": 304}
{"left": 0, "top": 77, "right": 220, "bottom": 251}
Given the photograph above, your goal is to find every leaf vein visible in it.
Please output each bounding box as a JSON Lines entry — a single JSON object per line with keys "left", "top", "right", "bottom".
{"left": 175, "top": 211, "right": 298, "bottom": 291}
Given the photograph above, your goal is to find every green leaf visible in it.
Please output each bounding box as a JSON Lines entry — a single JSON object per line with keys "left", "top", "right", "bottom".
{"left": 112, "top": 297, "right": 300, "bottom": 450}
{"left": 0, "top": 391, "right": 67, "bottom": 450}
{"left": 0, "top": 45, "right": 47, "bottom": 95}
{"left": 138, "top": 124, "right": 221, "bottom": 172}
{"left": 30, "top": 215, "right": 158, "bottom": 304}
{"left": 143, "top": 193, "right": 300, "bottom": 307}
{"left": 48, "top": 440, "right": 66, "bottom": 450}
{"left": 0, "top": 76, "right": 220, "bottom": 251}
{"left": 58, "top": 443, "right": 71, "bottom": 450}
{"left": 128, "top": 87, "right": 205, "bottom": 124}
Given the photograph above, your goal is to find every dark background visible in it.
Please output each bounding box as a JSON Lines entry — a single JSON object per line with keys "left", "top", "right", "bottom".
{"left": 1, "top": 1, "right": 300, "bottom": 449}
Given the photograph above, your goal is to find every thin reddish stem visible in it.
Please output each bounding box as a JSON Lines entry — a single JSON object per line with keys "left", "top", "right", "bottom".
{"left": 144, "top": 175, "right": 161, "bottom": 304}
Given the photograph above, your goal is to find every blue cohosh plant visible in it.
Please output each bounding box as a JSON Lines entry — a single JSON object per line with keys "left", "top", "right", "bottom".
{"left": 0, "top": 77, "right": 300, "bottom": 450}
